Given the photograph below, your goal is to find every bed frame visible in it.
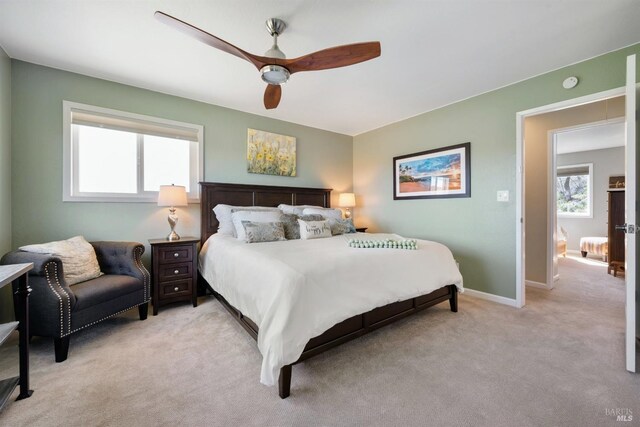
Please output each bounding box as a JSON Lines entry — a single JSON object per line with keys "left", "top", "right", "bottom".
{"left": 198, "top": 182, "right": 458, "bottom": 398}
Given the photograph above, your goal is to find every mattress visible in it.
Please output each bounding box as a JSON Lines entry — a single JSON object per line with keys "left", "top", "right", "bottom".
{"left": 199, "top": 232, "right": 463, "bottom": 386}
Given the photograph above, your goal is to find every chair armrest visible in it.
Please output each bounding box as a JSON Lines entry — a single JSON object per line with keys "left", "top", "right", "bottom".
{"left": 1, "top": 250, "right": 61, "bottom": 276}
{"left": 1, "top": 250, "right": 75, "bottom": 337}
{"left": 91, "top": 242, "right": 150, "bottom": 296}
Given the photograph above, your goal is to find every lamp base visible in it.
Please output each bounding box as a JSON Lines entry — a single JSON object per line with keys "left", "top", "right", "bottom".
{"left": 344, "top": 208, "right": 352, "bottom": 219}
{"left": 166, "top": 230, "right": 181, "bottom": 241}
{"left": 167, "top": 208, "right": 180, "bottom": 241}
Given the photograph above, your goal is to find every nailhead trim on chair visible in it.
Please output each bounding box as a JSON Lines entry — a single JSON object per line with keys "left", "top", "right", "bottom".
{"left": 44, "top": 262, "right": 65, "bottom": 338}
{"left": 133, "top": 246, "right": 150, "bottom": 302}
{"left": 52, "top": 263, "right": 73, "bottom": 336}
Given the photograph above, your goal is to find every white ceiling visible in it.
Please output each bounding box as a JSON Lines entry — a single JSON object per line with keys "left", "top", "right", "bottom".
{"left": 556, "top": 121, "right": 625, "bottom": 154}
{"left": 1, "top": 1, "right": 639, "bottom": 136}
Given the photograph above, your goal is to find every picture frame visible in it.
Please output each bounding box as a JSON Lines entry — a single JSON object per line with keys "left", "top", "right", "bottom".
{"left": 393, "top": 142, "right": 471, "bottom": 200}
{"left": 608, "top": 175, "right": 625, "bottom": 190}
{"left": 247, "top": 128, "right": 297, "bottom": 177}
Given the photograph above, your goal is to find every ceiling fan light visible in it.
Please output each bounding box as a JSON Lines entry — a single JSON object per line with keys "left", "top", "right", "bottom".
{"left": 260, "top": 65, "right": 290, "bottom": 85}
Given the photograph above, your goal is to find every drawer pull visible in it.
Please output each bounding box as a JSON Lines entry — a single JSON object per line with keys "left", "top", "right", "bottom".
{"left": 174, "top": 253, "right": 179, "bottom": 258}
{"left": 174, "top": 287, "right": 179, "bottom": 292}
{"left": 174, "top": 269, "right": 179, "bottom": 274}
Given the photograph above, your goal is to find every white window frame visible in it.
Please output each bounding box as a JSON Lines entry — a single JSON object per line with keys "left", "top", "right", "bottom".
{"left": 556, "top": 162, "right": 593, "bottom": 219}
{"left": 63, "top": 101, "right": 203, "bottom": 203}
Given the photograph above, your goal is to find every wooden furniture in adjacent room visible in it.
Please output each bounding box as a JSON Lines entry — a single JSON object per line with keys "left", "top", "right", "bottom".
{"left": 607, "top": 190, "right": 625, "bottom": 276}
{"left": 150, "top": 237, "right": 199, "bottom": 315}
{"left": 0, "top": 263, "right": 33, "bottom": 411}
{"left": 198, "top": 182, "right": 459, "bottom": 399}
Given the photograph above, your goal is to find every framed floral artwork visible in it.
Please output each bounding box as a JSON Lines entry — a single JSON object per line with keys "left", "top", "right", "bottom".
{"left": 247, "top": 128, "right": 296, "bottom": 177}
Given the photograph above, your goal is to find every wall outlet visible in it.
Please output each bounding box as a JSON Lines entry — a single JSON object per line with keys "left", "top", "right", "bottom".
{"left": 497, "top": 190, "right": 509, "bottom": 202}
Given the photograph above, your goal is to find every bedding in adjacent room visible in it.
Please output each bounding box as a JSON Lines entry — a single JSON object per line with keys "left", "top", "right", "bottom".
{"left": 199, "top": 232, "right": 463, "bottom": 386}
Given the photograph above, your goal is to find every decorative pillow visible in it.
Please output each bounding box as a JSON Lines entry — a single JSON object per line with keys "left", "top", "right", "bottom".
{"left": 280, "top": 214, "right": 301, "bottom": 240}
{"left": 20, "top": 236, "right": 102, "bottom": 285}
{"left": 299, "top": 214, "right": 324, "bottom": 221}
{"left": 241, "top": 221, "right": 286, "bottom": 243}
{"left": 213, "top": 204, "right": 280, "bottom": 237}
{"left": 281, "top": 214, "right": 327, "bottom": 240}
{"left": 278, "top": 204, "right": 323, "bottom": 216}
{"left": 297, "top": 219, "right": 332, "bottom": 240}
{"left": 302, "top": 207, "right": 343, "bottom": 220}
{"left": 231, "top": 210, "right": 283, "bottom": 241}
{"left": 328, "top": 218, "right": 356, "bottom": 236}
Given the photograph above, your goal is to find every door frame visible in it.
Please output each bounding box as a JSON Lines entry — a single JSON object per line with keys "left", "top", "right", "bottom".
{"left": 515, "top": 87, "right": 625, "bottom": 308}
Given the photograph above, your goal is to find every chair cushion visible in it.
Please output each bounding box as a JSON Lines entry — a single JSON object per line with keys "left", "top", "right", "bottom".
{"left": 72, "top": 274, "right": 143, "bottom": 311}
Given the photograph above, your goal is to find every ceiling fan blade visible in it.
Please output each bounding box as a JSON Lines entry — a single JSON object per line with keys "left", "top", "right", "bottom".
{"left": 282, "top": 42, "right": 381, "bottom": 74}
{"left": 264, "top": 84, "right": 282, "bottom": 109}
{"left": 155, "top": 11, "right": 270, "bottom": 70}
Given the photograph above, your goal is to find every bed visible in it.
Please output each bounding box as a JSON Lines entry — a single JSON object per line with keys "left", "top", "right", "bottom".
{"left": 579, "top": 236, "right": 608, "bottom": 259}
{"left": 197, "top": 182, "right": 463, "bottom": 398}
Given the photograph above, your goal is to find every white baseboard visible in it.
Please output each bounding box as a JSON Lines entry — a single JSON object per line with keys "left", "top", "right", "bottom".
{"left": 462, "top": 288, "right": 518, "bottom": 307}
{"left": 553, "top": 274, "right": 560, "bottom": 282}
{"left": 525, "top": 280, "right": 551, "bottom": 290}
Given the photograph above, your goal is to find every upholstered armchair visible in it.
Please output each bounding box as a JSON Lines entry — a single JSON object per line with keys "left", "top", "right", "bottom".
{"left": 1, "top": 241, "right": 150, "bottom": 362}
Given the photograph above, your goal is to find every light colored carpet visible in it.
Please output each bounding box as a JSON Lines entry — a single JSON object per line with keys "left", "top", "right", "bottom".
{"left": 0, "top": 256, "right": 638, "bottom": 426}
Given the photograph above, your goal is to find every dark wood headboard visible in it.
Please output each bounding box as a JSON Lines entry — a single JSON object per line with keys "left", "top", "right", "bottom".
{"left": 200, "top": 182, "right": 332, "bottom": 245}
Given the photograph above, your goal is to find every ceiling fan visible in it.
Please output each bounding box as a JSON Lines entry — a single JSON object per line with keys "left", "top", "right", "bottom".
{"left": 155, "top": 11, "right": 381, "bottom": 110}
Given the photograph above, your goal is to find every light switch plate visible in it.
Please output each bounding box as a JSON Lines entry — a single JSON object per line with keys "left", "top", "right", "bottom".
{"left": 497, "top": 190, "right": 509, "bottom": 202}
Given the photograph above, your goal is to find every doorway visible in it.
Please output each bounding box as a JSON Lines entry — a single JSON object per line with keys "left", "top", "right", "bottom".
{"left": 517, "top": 91, "right": 625, "bottom": 300}
{"left": 551, "top": 117, "right": 626, "bottom": 283}
{"left": 515, "top": 56, "right": 639, "bottom": 373}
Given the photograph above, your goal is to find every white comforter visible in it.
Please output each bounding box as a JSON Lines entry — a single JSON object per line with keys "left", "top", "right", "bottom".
{"left": 199, "top": 233, "right": 463, "bottom": 386}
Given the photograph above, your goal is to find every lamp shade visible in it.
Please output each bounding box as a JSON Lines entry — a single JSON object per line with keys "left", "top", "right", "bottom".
{"left": 338, "top": 193, "right": 356, "bottom": 208}
{"left": 157, "top": 185, "right": 188, "bottom": 207}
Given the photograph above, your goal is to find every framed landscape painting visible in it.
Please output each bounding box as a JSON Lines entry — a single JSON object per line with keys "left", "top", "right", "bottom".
{"left": 393, "top": 142, "right": 470, "bottom": 200}
{"left": 247, "top": 128, "right": 297, "bottom": 177}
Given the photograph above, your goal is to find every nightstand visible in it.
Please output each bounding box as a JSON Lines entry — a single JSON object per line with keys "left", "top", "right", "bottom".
{"left": 355, "top": 227, "right": 368, "bottom": 233}
{"left": 149, "top": 237, "right": 199, "bottom": 315}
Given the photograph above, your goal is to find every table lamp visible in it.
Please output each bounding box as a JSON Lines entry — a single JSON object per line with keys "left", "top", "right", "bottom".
{"left": 338, "top": 193, "right": 356, "bottom": 219}
{"left": 158, "top": 184, "right": 188, "bottom": 241}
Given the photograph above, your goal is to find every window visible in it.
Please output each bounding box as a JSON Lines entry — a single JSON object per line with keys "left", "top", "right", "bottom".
{"left": 63, "top": 101, "right": 203, "bottom": 202}
{"left": 556, "top": 163, "right": 593, "bottom": 218}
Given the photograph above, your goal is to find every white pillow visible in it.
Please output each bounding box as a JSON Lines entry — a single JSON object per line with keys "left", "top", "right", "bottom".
{"left": 297, "top": 219, "right": 332, "bottom": 240}
{"left": 278, "top": 204, "right": 322, "bottom": 215}
{"left": 301, "top": 207, "right": 343, "bottom": 220}
{"left": 213, "top": 204, "right": 280, "bottom": 237}
{"left": 20, "top": 236, "right": 103, "bottom": 285}
{"left": 232, "top": 210, "right": 283, "bottom": 241}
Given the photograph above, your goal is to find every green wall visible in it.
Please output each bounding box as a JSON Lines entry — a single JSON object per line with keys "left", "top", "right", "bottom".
{"left": 10, "top": 61, "right": 352, "bottom": 258}
{"left": 0, "top": 46, "right": 11, "bottom": 321}
{"left": 353, "top": 44, "right": 640, "bottom": 300}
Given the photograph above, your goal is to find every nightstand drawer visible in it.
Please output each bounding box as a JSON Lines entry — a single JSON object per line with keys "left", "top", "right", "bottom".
{"left": 160, "top": 279, "right": 192, "bottom": 299}
{"left": 157, "top": 245, "right": 193, "bottom": 263}
{"left": 158, "top": 262, "right": 193, "bottom": 282}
